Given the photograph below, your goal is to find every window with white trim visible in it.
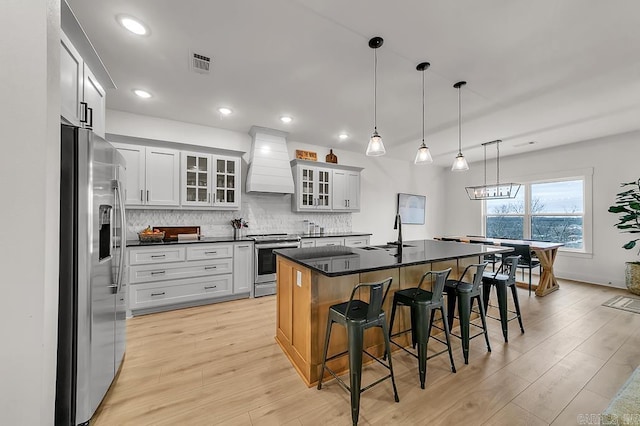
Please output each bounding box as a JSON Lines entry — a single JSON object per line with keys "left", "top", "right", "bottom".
{"left": 484, "top": 177, "right": 587, "bottom": 251}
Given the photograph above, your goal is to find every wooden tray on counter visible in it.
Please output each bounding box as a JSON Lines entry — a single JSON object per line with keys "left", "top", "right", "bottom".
{"left": 152, "top": 226, "right": 201, "bottom": 241}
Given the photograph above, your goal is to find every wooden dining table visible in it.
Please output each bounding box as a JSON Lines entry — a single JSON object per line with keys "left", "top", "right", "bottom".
{"left": 439, "top": 236, "right": 564, "bottom": 296}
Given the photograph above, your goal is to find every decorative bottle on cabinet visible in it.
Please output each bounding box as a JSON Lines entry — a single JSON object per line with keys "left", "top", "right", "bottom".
{"left": 326, "top": 149, "right": 338, "bottom": 164}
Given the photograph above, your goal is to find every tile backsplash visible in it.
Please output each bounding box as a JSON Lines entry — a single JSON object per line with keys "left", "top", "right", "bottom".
{"left": 126, "top": 193, "right": 352, "bottom": 239}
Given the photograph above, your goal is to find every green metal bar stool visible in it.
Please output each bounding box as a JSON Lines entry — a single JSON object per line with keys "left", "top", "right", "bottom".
{"left": 482, "top": 255, "right": 525, "bottom": 342}
{"left": 317, "top": 277, "right": 399, "bottom": 426}
{"left": 444, "top": 262, "right": 491, "bottom": 364}
{"left": 388, "top": 268, "right": 456, "bottom": 389}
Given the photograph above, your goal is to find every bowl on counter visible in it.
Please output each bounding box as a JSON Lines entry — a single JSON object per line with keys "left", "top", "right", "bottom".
{"left": 138, "top": 231, "right": 165, "bottom": 243}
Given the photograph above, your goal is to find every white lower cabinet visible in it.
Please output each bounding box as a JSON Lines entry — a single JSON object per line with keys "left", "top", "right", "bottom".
{"left": 301, "top": 235, "right": 370, "bottom": 248}
{"left": 127, "top": 242, "right": 252, "bottom": 315}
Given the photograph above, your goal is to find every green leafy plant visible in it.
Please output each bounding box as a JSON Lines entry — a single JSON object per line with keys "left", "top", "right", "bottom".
{"left": 608, "top": 179, "right": 640, "bottom": 250}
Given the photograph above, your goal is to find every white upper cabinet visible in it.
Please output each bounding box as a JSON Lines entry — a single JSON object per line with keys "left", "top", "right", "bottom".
{"left": 60, "top": 32, "right": 106, "bottom": 138}
{"left": 145, "top": 147, "right": 181, "bottom": 206}
{"left": 332, "top": 170, "right": 360, "bottom": 212}
{"left": 111, "top": 144, "right": 180, "bottom": 207}
{"left": 291, "top": 159, "right": 362, "bottom": 213}
{"left": 180, "top": 152, "right": 241, "bottom": 209}
{"left": 82, "top": 64, "right": 106, "bottom": 139}
{"left": 292, "top": 164, "right": 332, "bottom": 212}
{"left": 182, "top": 151, "right": 211, "bottom": 206}
{"left": 112, "top": 144, "right": 145, "bottom": 206}
{"left": 60, "top": 32, "right": 83, "bottom": 126}
{"left": 213, "top": 155, "right": 241, "bottom": 209}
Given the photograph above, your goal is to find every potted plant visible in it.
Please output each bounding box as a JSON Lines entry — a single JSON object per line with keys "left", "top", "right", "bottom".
{"left": 608, "top": 178, "right": 640, "bottom": 295}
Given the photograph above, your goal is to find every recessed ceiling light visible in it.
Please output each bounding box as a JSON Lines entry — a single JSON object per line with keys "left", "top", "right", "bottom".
{"left": 339, "top": 133, "right": 349, "bottom": 140}
{"left": 133, "top": 89, "right": 152, "bottom": 98}
{"left": 117, "top": 15, "right": 149, "bottom": 36}
{"left": 218, "top": 107, "right": 233, "bottom": 116}
{"left": 280, "top": 116, "right": 293, "bottom": 124}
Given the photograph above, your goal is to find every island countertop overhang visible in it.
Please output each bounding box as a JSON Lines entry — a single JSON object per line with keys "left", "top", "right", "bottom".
{"left": 274, "top": 239, "right": 513, "bottom": 277}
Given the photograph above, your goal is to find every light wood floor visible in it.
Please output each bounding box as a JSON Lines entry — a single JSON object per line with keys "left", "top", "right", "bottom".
{"left": 93, "top": 279, "right": 640, "bottom": 425}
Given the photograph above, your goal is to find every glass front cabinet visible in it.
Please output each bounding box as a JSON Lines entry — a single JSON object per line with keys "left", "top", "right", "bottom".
{"left": 292, "top": 163, "right": 332, "bottom": 212}
{"left": 181, "top": 152, "right": 240, "bottom": 209}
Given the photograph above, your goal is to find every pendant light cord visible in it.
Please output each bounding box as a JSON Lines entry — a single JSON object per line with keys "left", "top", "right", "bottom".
{"left": 496, "top": 140, "right": 500, "bottom": 185}
{"left": 374, "top": 48, "right": 377, "bottom": 132}
{"left": 483, "top": 144, "right": 487, "bottom": 186}
{"left": 457, "top": 85, "right": 462, "bottom": 155}
{"left": 422, "top": 69, "right": 425, "bottom": 143}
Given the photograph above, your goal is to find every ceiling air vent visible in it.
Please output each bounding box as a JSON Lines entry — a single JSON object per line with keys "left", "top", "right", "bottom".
{"left": 190, "top": 50, "right": 211, "bottom": 74}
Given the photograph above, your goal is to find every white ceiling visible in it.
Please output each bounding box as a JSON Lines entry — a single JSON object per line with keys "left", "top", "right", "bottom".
{"left": 68, "top": 0, "right": 640, "bottom": 165}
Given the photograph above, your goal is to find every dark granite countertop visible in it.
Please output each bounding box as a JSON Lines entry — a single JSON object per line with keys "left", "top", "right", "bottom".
{"left": 274, "top": 239, "right": 512, "bottom": 277}
{"left": 126, "top": 236, "right": 254, "bottom": 247}
{"left": 299, "top": 232, "right": 372, "bottom": 239}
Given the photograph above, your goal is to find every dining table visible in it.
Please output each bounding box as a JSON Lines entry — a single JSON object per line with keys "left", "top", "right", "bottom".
{"left": 438, "top": 236, "right": 564, "bottom": 296}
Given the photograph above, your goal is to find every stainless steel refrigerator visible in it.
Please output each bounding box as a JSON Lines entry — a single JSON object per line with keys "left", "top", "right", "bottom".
{"left": 56, "top": 125, "right": 127, "bottom": 425}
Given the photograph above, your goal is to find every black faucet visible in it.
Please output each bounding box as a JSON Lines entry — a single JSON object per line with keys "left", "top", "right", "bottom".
{"left": 393, "top": 213, "right": 402, "bottom": 246}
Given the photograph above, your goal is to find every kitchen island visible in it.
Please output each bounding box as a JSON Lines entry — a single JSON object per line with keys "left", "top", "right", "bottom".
{"left": 274, "top": 239, "right": 511, "bottom": 386}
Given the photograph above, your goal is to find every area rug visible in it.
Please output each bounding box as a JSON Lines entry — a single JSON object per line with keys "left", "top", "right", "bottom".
{"left": 602, "top": 295, "right": 640, "bottom": 314}
{"left": 601, "top": 366, "right": 640, "bottom": 425}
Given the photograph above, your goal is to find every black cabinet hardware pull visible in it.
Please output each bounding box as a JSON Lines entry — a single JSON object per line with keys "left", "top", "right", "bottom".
{"left": 151, "top": 292, "right": 165, "bottom": 296}
{"left": 140, "top": 190, "right": 143, "bottom": 201}
{"left": 204, "top": 251, "right": 217, "bottom": 255}
{"left": 150, "top": 254, "right": 166, "bottom": 258}
{"left": 204, "top": 266, "right": 217, "bottom": 270}
{"left": 86, "top": 107, "right": 93, "bottom": 128}
{"left": 204, "top": 285, "right": 217, "bottom": 290}
{"left": 151, "top": 271, "right": 166, "bottom": 275}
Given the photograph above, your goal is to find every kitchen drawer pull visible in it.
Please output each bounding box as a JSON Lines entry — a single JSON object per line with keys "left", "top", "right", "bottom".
{"left": 146, "top": 190, "right": 149, "bottom": 201}
{"left": 326, "top": 243, "right": 336, "bottom": 246}
{"left": 204, "top": 285, "right": 217, "bottom": 290}
{"left": 150, "top": 254, "right": 166, "bottom": 258}
{"left": 140, "top": 190, "right": 144, "bottom": 202}
{"left": 150, "top": 292, "right": 165, "bottom": 296}
{"left": 204, "top": 251, "right": 218, "bottom": 255}
{"left": 151, "top": 271, "right": 166, "bottom": 275}
{"left": 204, "top": 266, "right": 217, "bottom": 270}
{"left": 238, "top": 245, "right": 249, "bottom": 248}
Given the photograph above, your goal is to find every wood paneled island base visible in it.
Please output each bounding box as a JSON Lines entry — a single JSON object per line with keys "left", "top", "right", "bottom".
{"left": 274, "top": 240, "right": 511, "bottom": 386}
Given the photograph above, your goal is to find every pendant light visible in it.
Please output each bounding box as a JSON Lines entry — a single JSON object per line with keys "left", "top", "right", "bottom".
{"left": 465, "top": 139, "right": 521, "bottom": 200}
{"left": 451, "top": 81, "right": 469, "bottom": 171}
{"left": 366, "top": 37, "right": 386, "bottom": 156}
{"left": 414, "top": 62, "right": 433, "bottom": 165}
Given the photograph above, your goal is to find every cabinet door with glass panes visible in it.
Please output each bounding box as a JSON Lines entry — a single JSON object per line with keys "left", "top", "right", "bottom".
{"left": 181, "top": 152, "right": 212, "bottom": 206}
{"left": 294, "top": 165, "right": 332, "bottom": 211}
{"left": 212, "top": 155, "right": 241, "bottom": 209}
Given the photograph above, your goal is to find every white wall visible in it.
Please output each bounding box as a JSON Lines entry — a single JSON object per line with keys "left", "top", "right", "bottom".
{"left": 106, "top": 110, "right": 446, "bottom": 245}
{"left": 0, "top": 0, "right": 60, "bottom": 424}
{"left": 443, "top": 130, "right": 640, "bottom": 288}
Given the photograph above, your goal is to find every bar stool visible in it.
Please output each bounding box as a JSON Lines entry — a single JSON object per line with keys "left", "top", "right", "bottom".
{"left": 482, "top": 255, "right": 525, "bottom": 342}
{"left": 444, "top": 262, "right": 491, "bottom": 364}
{"left": 317, "top": 277, "right": 399, "bottom": 426}
{"left": 388, "top": 268, "right": 456, "bottom": 389}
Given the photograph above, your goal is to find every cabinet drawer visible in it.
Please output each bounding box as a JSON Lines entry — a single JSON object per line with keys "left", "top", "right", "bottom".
{"left": 187, "top": 244, "right": 233, "bottom": 260}
{"left": 344, "top": 237, "right": 370, "bottom": 247}
{"left": 130, "top": 275, "right": 233, "bottom": 310}
{"left": 129, "top": 246, "right": 186, "bottom": 265}
{"left": 129, "top": 258, "right": 233, "bottom": 284}
{"left": 315, "top": 238, "right": 344, "bottom": 247}
{"left": 300, "top": 240, "right": 315, "bottom": 248}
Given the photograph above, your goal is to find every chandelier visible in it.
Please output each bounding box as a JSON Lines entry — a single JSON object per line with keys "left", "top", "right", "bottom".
{"left": 465, "top": 139, "right": 521, "bottom": 200}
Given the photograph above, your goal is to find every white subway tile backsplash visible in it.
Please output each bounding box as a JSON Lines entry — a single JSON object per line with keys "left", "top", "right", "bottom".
{"left": 127, "top": 193, "right": 351, "bottom": 239}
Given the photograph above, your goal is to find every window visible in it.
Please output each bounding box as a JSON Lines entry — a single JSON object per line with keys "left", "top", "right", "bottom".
{"left": 484, "top": 176, "right": 588, "bottom": 252}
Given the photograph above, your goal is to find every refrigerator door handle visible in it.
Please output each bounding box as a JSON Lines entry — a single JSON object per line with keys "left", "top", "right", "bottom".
{"left": 113, "top": 180, "right": 127, "bottom": 294}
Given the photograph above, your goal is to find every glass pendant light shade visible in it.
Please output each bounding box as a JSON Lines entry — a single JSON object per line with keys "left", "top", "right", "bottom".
{"left": 414, "top": 62, "right": 433, "bottom": 165}
{"left": 414, "top": 143, "right": 433, "bottom": 164}
{"left": 451, "top": 153, "right": 469, "bottom": 171}
{"left": 366, "top": 131, "right": 386, "bottom": 156}
{"left": 366, "top": 37, "right": 385, "bottom": 157}
{"left": 451, "top": 81, "right": 469, "bottom": 172}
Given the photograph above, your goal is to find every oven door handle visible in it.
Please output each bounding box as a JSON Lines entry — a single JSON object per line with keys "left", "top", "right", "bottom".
{"left": 255, "top": 242, "right": 300, "bottom": 249}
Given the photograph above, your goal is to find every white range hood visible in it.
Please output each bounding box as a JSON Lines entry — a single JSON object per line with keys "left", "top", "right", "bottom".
{"left": 246, "top": 126, "right": 295, "bottom": 194}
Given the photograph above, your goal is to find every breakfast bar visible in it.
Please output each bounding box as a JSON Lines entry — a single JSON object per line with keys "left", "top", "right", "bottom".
{"left": 274, "top": 239, "right": 511, "bottom": 386}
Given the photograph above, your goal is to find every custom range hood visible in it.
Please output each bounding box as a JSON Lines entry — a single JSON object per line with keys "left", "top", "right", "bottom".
{"left": 246, "top": 126, "right": 295, "bottom": 194}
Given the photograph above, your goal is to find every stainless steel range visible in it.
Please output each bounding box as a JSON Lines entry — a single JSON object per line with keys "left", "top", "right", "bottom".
{"left": 248, "top": 233, "right": 300, "bottom": 297}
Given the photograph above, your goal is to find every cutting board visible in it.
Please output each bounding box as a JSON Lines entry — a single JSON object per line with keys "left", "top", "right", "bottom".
{"left": 152, "top": 226, "right": 201, "bottom": 241}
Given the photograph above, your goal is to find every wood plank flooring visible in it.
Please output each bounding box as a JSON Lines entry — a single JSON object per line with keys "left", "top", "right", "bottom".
{"left": 93, "top": 279, "right": 640, "bottom": 425}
